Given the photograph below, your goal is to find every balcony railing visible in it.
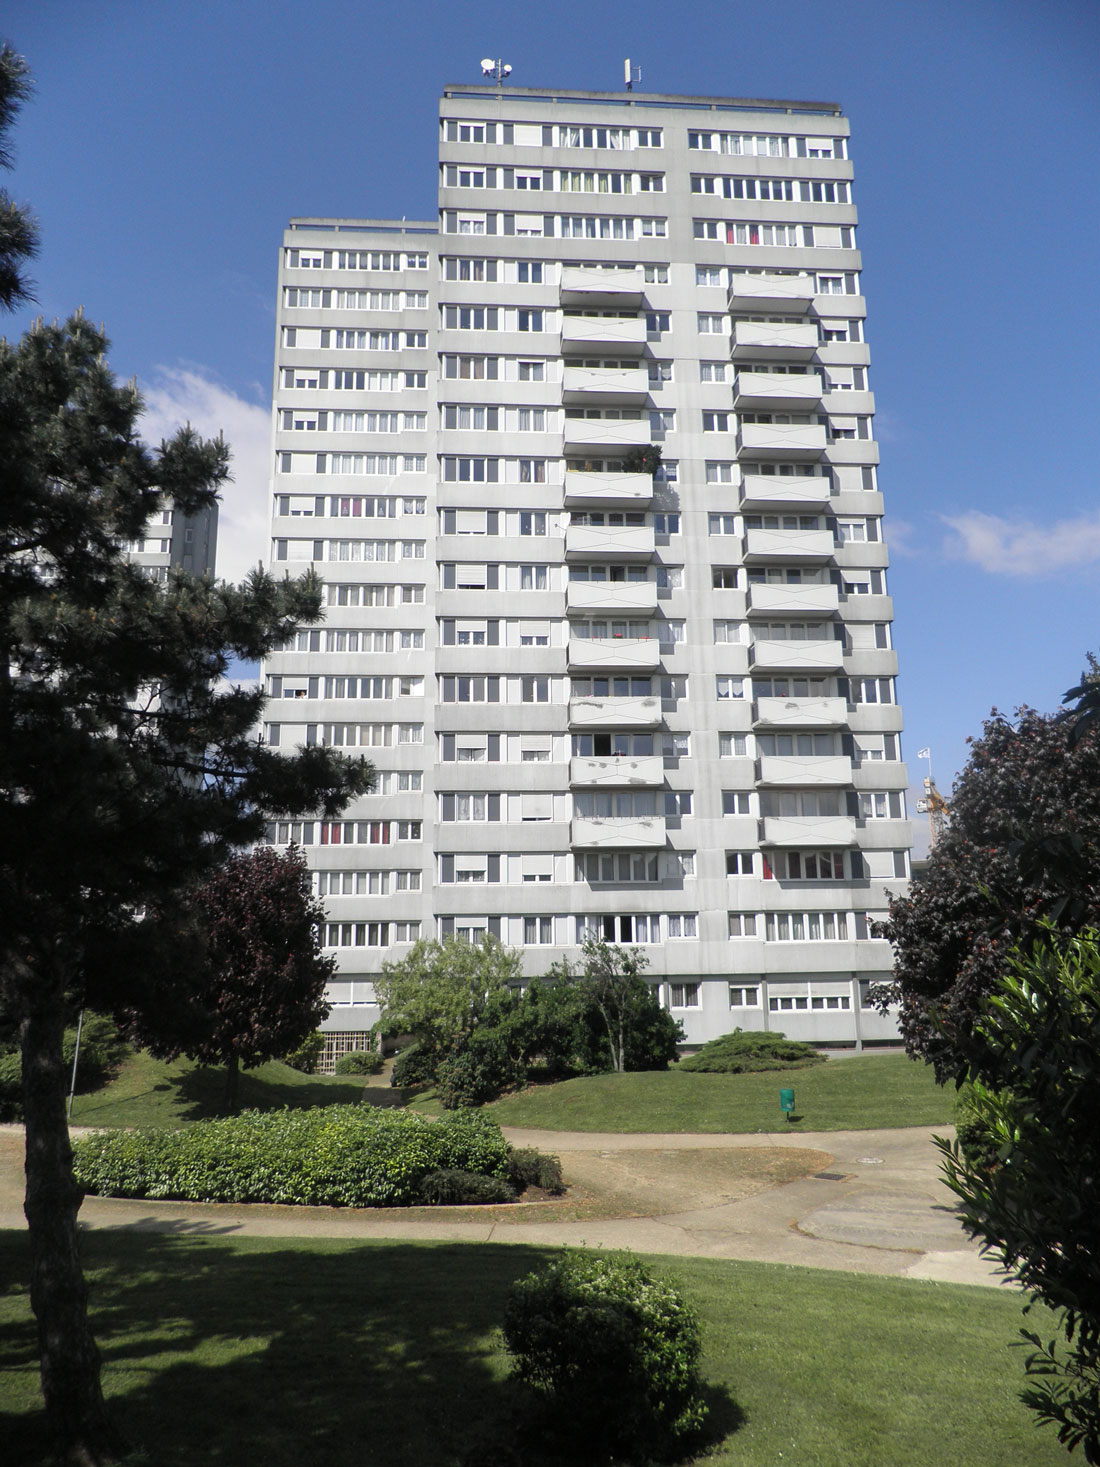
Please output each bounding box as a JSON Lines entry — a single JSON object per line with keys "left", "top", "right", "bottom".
{"left": 563, "top": 417, "right": 651, "bottom": 451}
{"left": 568, "top": 695, "right": 663, "bottom": 729}
{"left": 563, "top": 470, "right": 654, "bottom": 508}
{"left": 567, "top": 637, "right": 661, "bottom": 672}
{"left": 565, "top": 523, "right": 654, "bottom": 561}
{"left": 727, "top": 273, "right": 816, "bottom": 312}
{"left": 566, "top": 581, "right": 659, "bottom": 616}
{"left": 560, "top": 266, "right": 645, "bottom": 307}
{"left": 561, "top": 315, "right": 647, "bottom": 353}
{"left": 562, "top": 365, "right": 650, "bottom": 404}
{"left": 570, "top": 816, "right": 666, "bottom": 849}
{"left": 569, "top": 755, "right": 665, "bottom": 788}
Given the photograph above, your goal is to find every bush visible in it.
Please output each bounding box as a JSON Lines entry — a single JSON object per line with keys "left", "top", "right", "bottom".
{"left": 680, "top": 1029, "right": 824, "bottom": 1074}
{"left": 390, "top": 1042, "right": 436, "bottom": 1089}
{"left": 0, "top": 1012, "right": 128, "bottom": 1120}
{"left": 333, "top": 1049, "right": 384, "bottom": 1076}
{"left": 506, "top": 1147, "right": 565, "bottom": 1195}
{"left": 73, "top": 1105, "right": 511, "bottom": 1207}
{"left": 417, "top": 1168, "right": 515, "bottom": 1205}
{"left": 436, "top": 1030, "right": 525, "bottom": 1109}
{"left": 503, "top": 1251, "right": 708, "bottom": 1461}
{"left": 282, "top": 1030, "right": 325, "bottom": 1074}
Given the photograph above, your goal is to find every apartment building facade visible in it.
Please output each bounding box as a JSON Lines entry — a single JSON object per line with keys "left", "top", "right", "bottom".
{"left": 262, "top": 84, "right": 911, "bottom": 1062}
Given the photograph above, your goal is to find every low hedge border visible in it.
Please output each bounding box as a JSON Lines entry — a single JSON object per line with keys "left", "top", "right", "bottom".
{"left": 72, "top": 1105, "right": 511, "bottom": 1208}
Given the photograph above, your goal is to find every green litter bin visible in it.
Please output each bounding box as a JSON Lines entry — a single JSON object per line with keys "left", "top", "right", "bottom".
{"left": 779, "top": 1088, "right": 795, "bottom": 1121}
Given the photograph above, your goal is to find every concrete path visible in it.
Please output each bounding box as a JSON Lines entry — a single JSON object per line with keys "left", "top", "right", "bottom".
{"left": 1, "top": 1122, "right": 1006, "bottom": 1289}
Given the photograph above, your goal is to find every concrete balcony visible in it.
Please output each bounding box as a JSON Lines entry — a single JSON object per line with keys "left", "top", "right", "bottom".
{"left": 568, "top": 637, "right": 661, "bottom": 672}
{"left": 746, "top": 582, "right": 839, "bottom": 617}
{"left": 740, "top": 474, "right": 832, "bottom": 510}
{"left": 570, "top": 816, "right": 666, "bottom": 849}
{"left": 727, "top": 273, "right": 816, "bottom": 312}
{"left": 730, "top": 320, "right": 818, "bottom": 359}
{"left": 562, "top": 365, "right": 650, "bottom": 405}
{"left": 568, "top": 695, "right": 663, "bottom": 730}
{"left": 563, "top": 417, "right": 650, "bottom": 452}
{"left": 737, "top": 422, "right": 827, "bottom": 459}
{"left": 743, "top": 527, "right": 835, "bottom": 562}
{"left": 760, "top": 815, "right": 856, "bottom": 847}
{"left": 561, "top": 315, "right": 647, "bottom": 354}
{"left": 570, "top": 755, "right": 665, "bottom": 788}
{"left": 560, "top": 266, "right": 645, "bottom": 308}
{"left": 565, "top": 523, "right": 654, "bottom": 561}
{"left": 734, "top": 370, "right": 824, "bottom": 410}
{"left": 756, "top": 755, "right": 853, "bottom": 787}
{"left": 566, "top": 581, "right": 658, "bottom": 616}
{"left": 563, "top": 470, "right": 653, "bottom": 508}
{"left": 750, "top": 638, "right": 845, "bottom": 673}
{"left": 753, "top": 696, "right": 850, "bottom": 728}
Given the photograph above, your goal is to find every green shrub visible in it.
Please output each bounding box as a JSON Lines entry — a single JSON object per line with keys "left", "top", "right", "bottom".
{"left": 503, "top": 1251, "right": 708, "bottom": 1460}
{"left": 0, "top": 1012, "right": 128, "bottom": 1120}
{"left": 282, "top": 1030, "right": 325, "bottom": 1074}
{"left": 680, "top": 1029, "right": 824, "bottom": 1074}
{"left": 436, "top": 1030, "right": 525, "bottom": 1110}
{"left": 390, "top": 1043, "right": 435, "bottom": 1089}
{"left": 506, "top": 1147, "right": 565, "bottom": 1195}
{"left": 333, "top": 1049, "right": 384, "bottom": 1076}
{"left": 0, "top": 1049, "right": 21, "bottom": 1121}
{"left": 417, "top": 1168, "right": 515, "bottom": 1205}
{"left": 73, "top": 1105, "right": 510, "bottom": 1208}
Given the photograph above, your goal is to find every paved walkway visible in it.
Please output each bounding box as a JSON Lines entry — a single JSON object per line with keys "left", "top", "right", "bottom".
{"left": 0, "top": 1123, "right": 1006, "bottom": 1289}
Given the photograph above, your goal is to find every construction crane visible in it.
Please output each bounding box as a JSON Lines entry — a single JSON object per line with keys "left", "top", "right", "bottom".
{"left": 914, "top": 747, "right": 949, "bottom": 848}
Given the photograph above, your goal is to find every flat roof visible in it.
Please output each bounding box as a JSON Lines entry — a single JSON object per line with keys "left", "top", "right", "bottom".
{"left": 441, "top": 83, "right": 842, "bottom": 117}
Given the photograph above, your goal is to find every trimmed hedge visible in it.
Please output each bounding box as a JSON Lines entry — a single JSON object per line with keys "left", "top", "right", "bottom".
{"left": 333, "top": 1049, "right": 385, "bottom": 1076}
{"left": 679, "top": 1029, "right": 825, "bottom": 1074}
{"left": 72, "top": 1105, "right": 510, "bottom": 1208}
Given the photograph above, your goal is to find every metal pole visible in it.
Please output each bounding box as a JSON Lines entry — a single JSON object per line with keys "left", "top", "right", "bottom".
{"left": 66, "top": 1008, "right": 85, "bottom": 1121}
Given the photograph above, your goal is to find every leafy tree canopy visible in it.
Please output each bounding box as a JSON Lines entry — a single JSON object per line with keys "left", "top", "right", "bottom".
{"left": 374, "top": 935, "right": 523, "bottom": 1054}
{"left": 0, "top": 44, "right": 37, "bottom": 308}
{"left": 938, "top": 930, "right": 1100, "bottom": 1463}
{"left": 126, "top": 846, "right": 335, "bottom": 1111}
{"left": 879, "top": 706, "right": 1100, "bottom": 1076}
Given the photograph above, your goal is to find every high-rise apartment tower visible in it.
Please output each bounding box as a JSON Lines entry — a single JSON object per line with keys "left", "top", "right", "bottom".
{"left": 263, "top": 84, "right": 911, "bottom": 1065}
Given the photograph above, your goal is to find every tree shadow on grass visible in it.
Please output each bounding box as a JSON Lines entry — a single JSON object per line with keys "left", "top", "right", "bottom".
{"left": 0, "top": 1231, "right": 742, "bottom": 1467}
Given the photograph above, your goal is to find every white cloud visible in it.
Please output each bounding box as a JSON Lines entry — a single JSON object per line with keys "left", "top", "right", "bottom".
{"left": 139, "top": 367, "right": 271, "bottom": 584}
{"left": 941, "top": 509, "right": 1100, "bottom": 578}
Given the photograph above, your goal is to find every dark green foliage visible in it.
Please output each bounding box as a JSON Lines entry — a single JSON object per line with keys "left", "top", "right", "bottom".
{"left": 506, "top": 1147, "right": 565, "bottom": 1195}
{"left": 621, "top": 443, "right": 663, "bottom": 476}
{"left": 417, "top": 1169, "right": 516, "bottom": 1206}
{"left": 73, "top": 1105, "right": 511, "bottom": 1207}
{"left": 503, "top": 1251, "right": 709, "bottom": 1461}
{"left": 880, "top": 707, "right": 1100, "bottom": 1076}
{"left": 0, "top": 46, "right": 37, "bottom": 309}
{"left": 390, "top": 1043, "right": 435, "bottom": 1089}
{"left": 436, "top": 1028, "right": 526, "bottom": 1110}
{"left": 0, "top": 1012, "right": 128, "bottom": 1120}
{"left": 282, "top": 1029, "right": 325, "bottom": 1074}
{"left": 937, "top": 931, "right": 1100, "bottom": 1463}
{"left": 680, "top": 1029, "right": 825, "bottom": 1074}
{"left": 333, "top": 1049, "right": 384, "bottom": 1076}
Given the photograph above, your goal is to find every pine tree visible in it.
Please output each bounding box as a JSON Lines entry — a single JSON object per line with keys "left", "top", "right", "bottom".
{"left": 0, "top": 313, "right": 371, "bottom": 1463}
{"left": 0, "top": 43, "right": 38, "bottom": 307}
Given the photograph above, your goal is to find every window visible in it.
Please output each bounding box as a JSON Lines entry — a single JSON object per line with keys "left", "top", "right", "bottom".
{"left": 523, "top": 916, "right": 554, "bottom": 945}
{"left": 664, "top": 791, "right": 693, "bottom": 816}
{"left": 766, "top": 850, "right": 846, "bottom": 881}
{"left": 518, "top": 308, "right": 544, "bottom": 332}
{"left": 666, "top": 914, "right": 697, "bottom": 939}
{"left": 705, "top": 463, "right": 735, "bottom": 484}
{"left": 655, "top": 566, "right": 682, "bottom": 589}
{"left": 520, "top": 510, "right": 547, "bottom": 536}
{"left": 858, "top": 792, "right": 905, "bottom": 820}
{"left": 635, "top": 128, "right": 663, "bottom": 147}
{"left": 697, "top": 313, "right": 726, "bottom": 334}
{"left": 670, "top": 983, "right": 700, "bottom": 1008}
{"left": 643, "top": 263, "right": 669, "bottom": 283}
{"left": 646, "top": 311, "right": 670, "bottom": 333}
{"left": 719, "top": 734, "right": 748, "bottom": 757}
{"left": 522, "top": 676, "right": 550, "bottom": 703}
{"left": 700, "top": 361, "right": 728, "bottom": 383}
{"left": 722, "top": 792, "right": 752, "bottom": 815}
{"left": 516, "top": 261, "right": 543, "bottom": 281}
{"left": 576, "top": 852, "right": 660, "bottom": 884}
{"left": 520, "top": 564, "right": 548, "bottom": 591}
{"left": 727, "top": 913, "right": 758, "bottom": 937}
{"left": 729, "top": 986, "right": 760, "bottom": 1007}
{"left": 518, "top": 359, "right": 545, "bottom": 381}
{"left": 696, "top": 265, "right": 724, "bottom": 286}
{"left": 714, "top": 620, "right": 741, "bottom": 644}
{"left": 649, "top": 409, "right": 675, "bottom": 433}
{"left": 716, "top": 676, "right": 744, "bottom": 700}
{"left": 765, "top": 912, "right": 847, "bottom": 941}
{"left": 648, "top": 360, "right": 673, "bottom": 385}
{"left": 702, "top": 411, "right": 730, "bottom": 432}
{"left": 664, "top": 732, "right": 690, "bottom": 757}
{"left": 726, "top": 851, "right": 754, "bottom": 875}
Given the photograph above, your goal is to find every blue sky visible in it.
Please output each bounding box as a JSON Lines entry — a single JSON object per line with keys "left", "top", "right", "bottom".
{"left": 5, "top": 0, "right": 1100, "bottom": 841}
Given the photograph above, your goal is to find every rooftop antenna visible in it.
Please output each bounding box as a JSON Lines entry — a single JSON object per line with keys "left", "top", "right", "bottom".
{"left": 480, "top": 58, "right": 512, "bottom": 84}
{"left": 624, "top": 58, "right": 641, "bottom": 91}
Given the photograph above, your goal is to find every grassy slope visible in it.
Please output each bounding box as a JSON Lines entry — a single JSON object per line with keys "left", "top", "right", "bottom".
{"left": 67, "top": 1050, "right": 386, "bottom": 1129}
{"left": 0, "top": 1231, "right": 1059, "bottom": 1467}
{"left": 484, "top": 1052, "right": 953, "bottom": 1133}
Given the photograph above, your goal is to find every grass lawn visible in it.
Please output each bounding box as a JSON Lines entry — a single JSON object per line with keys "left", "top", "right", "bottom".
{"left": 67, "top": 1050, "right": 389, "bottom": 1129}
{"left": 483, "top": 1052, "right": 954, "bottom": 1133}
{"left": 0, "top": 1230, "right": 1060, "bottom": 1466}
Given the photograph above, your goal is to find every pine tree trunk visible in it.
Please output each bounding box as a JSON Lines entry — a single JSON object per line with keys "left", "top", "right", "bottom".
{"left": 223, "top": 1052, "right": 240, "bottom": 1113}
{"left": 21, "top": 972, "right": 128, "bottom": 1464}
